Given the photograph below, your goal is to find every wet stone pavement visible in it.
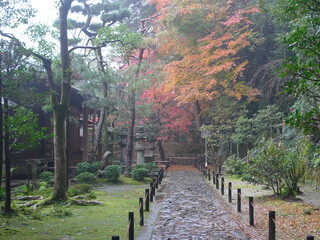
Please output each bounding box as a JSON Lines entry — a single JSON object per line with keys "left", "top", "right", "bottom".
{"left": 150, "top": 169, "right": 249, "bottom": 240}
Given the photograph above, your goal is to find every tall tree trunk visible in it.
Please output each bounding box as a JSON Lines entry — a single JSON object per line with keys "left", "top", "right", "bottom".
{"left": 194, "top": 100, "right": 203, "bottom": 130}
{"left": 66, "top": 108, "right": 69, "bottom": 189}
{"left": 157, "top": 140, "right": 166, "bottom": 162}
{"left": 89, "top": 105, "right": 107, "bottom": 162}
{"left": 4, "top": 98, "right": 11, "bottom": 213}
{"left": 82, "top": 106, "right": 89, "bottom": 162}
{"left": 52, "top": 104, "right": 68, "bottom": 200}
{"left": 51, "top": 0, "right": 73, "bottom": 201}
{"left": 125, "top": 47, "right": 145, "bottom": 173}
{"left": 0, "top": 63, "right": 3, "bottom": 190}
{"left": 236, "top": 144, "right": 239, "bottom": 158}
{"left": 87, "top": 44, "right": 109, "bottom": 162}
{"left": 125, "top": 92, "right": 135, "bottom": 174}
{"left": 0, "top": 0, "right": 73, "bottom": 201}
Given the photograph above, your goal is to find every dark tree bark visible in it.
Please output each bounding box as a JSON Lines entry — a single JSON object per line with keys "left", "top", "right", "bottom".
{"left": 126, "top": 90, "right": 136, "bottom": 174}
{"left": 125, "top": 47, "right": 145, "bottom": 174}
{"left": 51, "top": 0, "right": 73, "bottom": 201}
{"left": 4, "top": 98, "right": 11, "bottom": 213}
{"left": 194, "top": 100, "right": 203, "bottom": 130}
{"left": 0, "top": 62, "right": 3, "bottom": 192}
{"left": 157, "top": 140, "right": 166, "bottom": 162}
{"left": 89, "top": 104, "right": 107, "bottom": 162}
{"left": 82, "top": 106, "right": 89, "bottom": 162}
{"left": 0, "top": 0, "right": 75, "bottom": 202}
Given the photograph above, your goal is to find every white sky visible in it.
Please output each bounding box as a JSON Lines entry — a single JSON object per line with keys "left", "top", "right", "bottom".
{"left": 29, "top": 0, "right": 58, "bottom": 25}
{"left": 5, "top": 0, "right": 58, "bottom": 47}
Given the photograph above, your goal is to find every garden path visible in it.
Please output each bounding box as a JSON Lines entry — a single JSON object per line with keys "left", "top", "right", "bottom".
{"left": 138, "top": 166, "right": 250, "bottom": 240}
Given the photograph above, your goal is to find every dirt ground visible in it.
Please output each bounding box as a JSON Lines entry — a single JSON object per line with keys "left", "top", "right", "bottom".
{"left": 222, "top": 177, "right": 320, "bottom": 208}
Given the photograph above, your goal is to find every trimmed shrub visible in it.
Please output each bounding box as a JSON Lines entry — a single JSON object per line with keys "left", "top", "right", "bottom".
{"left": 132, "top": 168, "right": 149, "bottom": 181}
{"left": 74, "top": 172, "right": 96, "bottom": 184}
{"left": 133, "top": 163, "right": 158, "bottom": 173}
{"left": 76, "top": 161, "right": 100, "bottom": 175}
{"left": 103, "top": 165, "right": 121, "bottom": 183}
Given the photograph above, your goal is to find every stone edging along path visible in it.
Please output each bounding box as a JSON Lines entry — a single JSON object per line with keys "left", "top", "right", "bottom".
{"left": 137, "top": 166, "right": 252, "bottom": 240}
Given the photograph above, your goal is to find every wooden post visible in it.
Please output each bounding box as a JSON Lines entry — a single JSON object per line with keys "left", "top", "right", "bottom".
{"left": 139, "top": 198, "right": 144, "bottom": 226}
{"left": 269, "top": 211, "right": 276, "bottom": 240}
{"left": 150, "top": 183, "right": 153, "bottom": 202}
{"left": 145, "top": 189, "right": 150, "bottom": 211}
{"left": 213, "top": 171, "right": 215, "bottom": 184}
{"left": 153, "top": 179, "right": 156, "bottom": 195}
{"left": 112, "top": 236, "right": 120, "bottom": 240}
{"left": 237, "top": 189, "right": 241, "bottom": 213}
{"left": 228, "top": 182, "right": 232, "bottom": 203}
{"left": 162, "top": 168, "right": 164, "bottom": 180}
{"left": 216, "top": 175, "right": 219, "bottom": 189}
{"left": 221, "top": 177, "right": 224, "bottom": 195}
{"left": 129, "top": 212, "right": 134, "bottom": 240}
{"left": 208, "top": 170, "right": 211, "bottom": 181}
{"left": 249, "top": 197, "right": 254, "bottom": 226}
{"left": 158, "top": 170, "right": 161, "bottom": 183}
{"left": 155, "top": 177, "right": 158, "bottom": 189}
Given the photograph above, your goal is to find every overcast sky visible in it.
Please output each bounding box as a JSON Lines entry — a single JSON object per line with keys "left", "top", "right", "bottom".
{"left": 30, "top": 0, "right": 58, "bottom": 25}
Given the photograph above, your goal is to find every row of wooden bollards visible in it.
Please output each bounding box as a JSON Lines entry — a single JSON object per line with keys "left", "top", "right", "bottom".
{"left": 111, "top": 168, "right": 165, "bottom": 240}
{"left": 196, "top": 163, "right": 315, "bottom": 240}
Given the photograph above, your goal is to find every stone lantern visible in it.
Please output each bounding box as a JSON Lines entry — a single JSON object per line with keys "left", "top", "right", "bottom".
{"left": 145, "top": 132, "right": 157, "bottom": 162}
{"left": 119, "top": 127, "right": 128, "bottom": 165}
{"left": 134, "top": 125, "right": 147, "bottom": 164}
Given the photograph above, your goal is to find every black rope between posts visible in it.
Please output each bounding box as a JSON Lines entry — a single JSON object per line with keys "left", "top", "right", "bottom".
{"left": 123, "top": 218, "right": 132, "bottom": 240}
{"left": 271, "top": 216, "right": 289, "bottom": 239}
{"left": 210, "top": 177, "right": 316, "bottom": 240}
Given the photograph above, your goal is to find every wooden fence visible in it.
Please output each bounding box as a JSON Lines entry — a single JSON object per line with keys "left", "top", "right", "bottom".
{"left": 197, "top": 164, "right": 316, "bottom": 240}
{"left": 111, "top": 168, "right": 164, "bottom": 240}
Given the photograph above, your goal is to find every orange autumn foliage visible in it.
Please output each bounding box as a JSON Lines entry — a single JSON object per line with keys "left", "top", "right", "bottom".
{"left": 149, "top": 0, "right": 260, "bottom": 105}
{"left": 140, "top": 82, "right": 193, "bottom": 140}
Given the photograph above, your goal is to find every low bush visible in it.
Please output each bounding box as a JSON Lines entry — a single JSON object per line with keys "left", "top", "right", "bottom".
{"left": 68, "top": 184, "right": 93, "bottom": 197}
{"left": 133, "top": 163, "right": 157, "bottom": 173}
{"left": 48, "top": 206, "right": 73, "bottom": 218}
{"left": 244, "top": 139, "right": 305, "bottom": 196}
{"left": 13, "top": 184, "right": 31, "bottom": 195}
{"left": 0, "top": 187, "right": 4, "bottom": 200}
{"left": 39, "top": 171, "right": 54, "bottom": 185}
{"left": 224, "top": 155, "right": 246, "bottom": 175}
{"left": 103, "top": 165, "right": 121, "bottom": 183}
{"left": 38, "top": 182, "right": 49, "bottom": 191}
{"left": 76, "top": 161, "right": 100, "bottom": 175}
{"left": 86, "top": 191, "right": 97, "bottom": 199}
{"left": 74, "top": 172, "right": 96, "bottom": 184}
{"left": 132, "top": 168, "right": 149, "bottom": 181}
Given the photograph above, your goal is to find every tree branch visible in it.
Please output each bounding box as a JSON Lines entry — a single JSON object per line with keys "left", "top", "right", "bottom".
{"left": 68, "top": 40, "right": 124, "bottom": 54}
{"left": 297, "top": 0, "right": 320, "bottom": 12}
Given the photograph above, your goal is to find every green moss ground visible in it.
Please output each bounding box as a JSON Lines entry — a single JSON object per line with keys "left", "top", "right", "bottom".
{"left": 0, "top": 181, "right": 150, "bottom": 239}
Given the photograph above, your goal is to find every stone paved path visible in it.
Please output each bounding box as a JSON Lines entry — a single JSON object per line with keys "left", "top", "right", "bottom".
{"left": 149, "top": 168, "right": 249, "bottom": 240}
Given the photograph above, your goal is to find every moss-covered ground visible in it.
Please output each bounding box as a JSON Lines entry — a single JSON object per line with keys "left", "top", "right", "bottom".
{"left": 0, "top": 176, "right": 151, "bottom": 240}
